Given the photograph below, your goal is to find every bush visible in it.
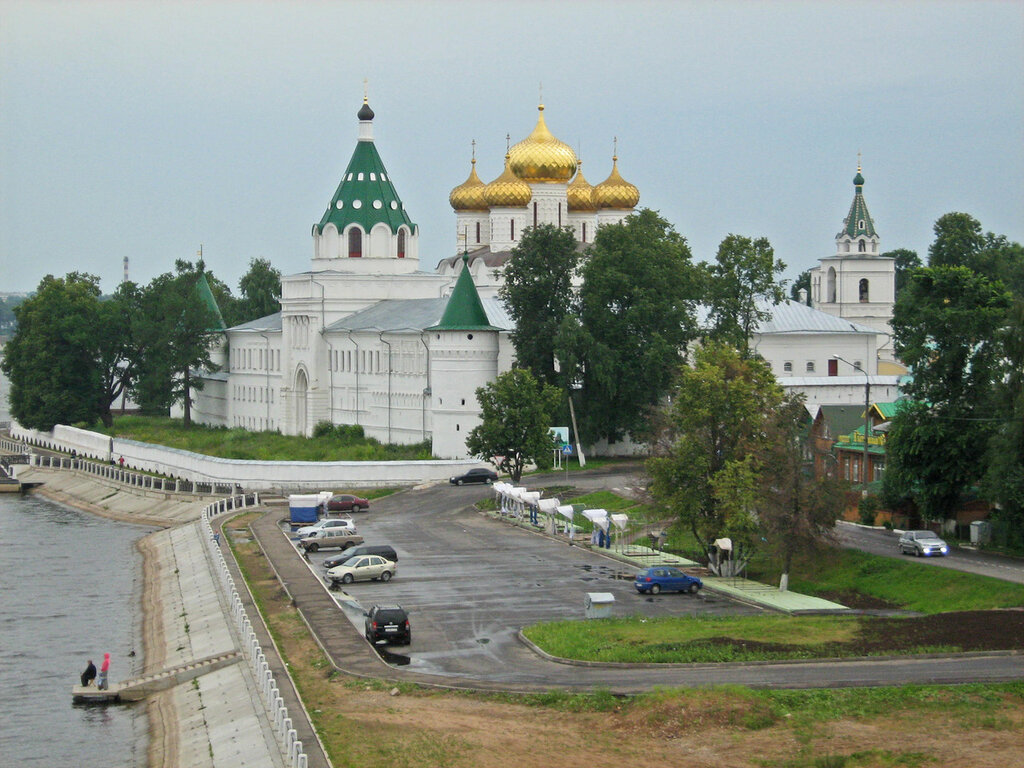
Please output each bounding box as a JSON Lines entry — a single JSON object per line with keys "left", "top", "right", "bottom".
{"left": 858, "top": 494, "right": 881, "bottom": 526}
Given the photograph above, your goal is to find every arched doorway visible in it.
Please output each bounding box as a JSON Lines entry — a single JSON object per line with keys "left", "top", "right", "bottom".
{"left": 294, "top": 368, "right": 308, "bottom": 436}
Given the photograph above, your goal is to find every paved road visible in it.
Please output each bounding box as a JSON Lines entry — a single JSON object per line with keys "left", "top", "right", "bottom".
{"left": 836, "top": 521, "right": 1024, "bottom": 585}
{"left": 250, "top": 482, "right": 1024, "bottom": 692}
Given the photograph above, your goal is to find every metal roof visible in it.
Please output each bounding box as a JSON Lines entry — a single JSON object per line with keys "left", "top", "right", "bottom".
{"left": 325, "top": 297, "right": 512, "bottom": 334}
{"left": 226, "top": 312, "right": 282, "bottom": 333}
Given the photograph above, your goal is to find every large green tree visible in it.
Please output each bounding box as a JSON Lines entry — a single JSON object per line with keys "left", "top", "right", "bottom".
{"left": 237, "top": 257, "right": 282, "bottom": 323}
{"left": 498, "top": 224, "right": 580, "bottom": 388}
{"left": 2, "top": 273, "right": 108, "bottom": 429}
{"left": 884, "top": 265, "right": 1011, "bottom": 520}
{"left": 465, "top": 368, "right": 561, "bottom": 483}
{"left": 132, "top": 261, "right": 223, "bottom": 425}
{"left": 882, "top": 248, "right": 922, "bottom": 298}
{"left": 647, "top": 342, "right": 785, "bottom": 569}
{"left": 705, "top": 234, "right": 786, "bottom": 355}
{"left": 928, "top": 212, "right": 985, "bottom": 269}
{"left": 567, "top": 209, "right": 700, "bottom": 443}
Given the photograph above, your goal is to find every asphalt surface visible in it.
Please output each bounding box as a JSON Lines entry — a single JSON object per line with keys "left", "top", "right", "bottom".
{"left": 248, "top": 481, "right": 1024, "bottom": 692}
{"left": 836, "top": 521, "right": 1024, "bottom": 585}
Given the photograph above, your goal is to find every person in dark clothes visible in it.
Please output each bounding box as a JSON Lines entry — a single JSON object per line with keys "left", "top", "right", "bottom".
{"left": 81, "top": 659, "right": 97, "bottom": 687}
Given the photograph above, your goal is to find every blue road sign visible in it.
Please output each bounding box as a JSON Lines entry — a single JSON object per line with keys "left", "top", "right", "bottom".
{"left": 561, "top": 443, "right": 574, "bottom": 455}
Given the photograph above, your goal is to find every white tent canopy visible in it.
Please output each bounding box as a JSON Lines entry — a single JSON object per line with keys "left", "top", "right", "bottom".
{"left": 582, "top": 508, "right": 609, "bottom": 531}
{"left": 610, "top": 513, "right": 629, "bottom": 530}
{"left": 556, "top": 504, "right": 575, "bottom": 520}
{"left": 537, "top": 498, "right": 560, "bottom": 513}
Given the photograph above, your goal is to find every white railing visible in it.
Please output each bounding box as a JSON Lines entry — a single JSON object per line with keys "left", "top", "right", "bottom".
{"left": 202, "top": 496, "right": 309, "bottom": 768}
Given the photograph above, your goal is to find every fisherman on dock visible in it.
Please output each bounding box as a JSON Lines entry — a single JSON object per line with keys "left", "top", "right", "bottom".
{"left": 80, "top": 659, "right": 97, "bottom": 687}
{"left": 97, "top": 653, "right": 110, "bottom": 690}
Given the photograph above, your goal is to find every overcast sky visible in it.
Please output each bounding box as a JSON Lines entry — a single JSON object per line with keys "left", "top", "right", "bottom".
{"left": 2, "top": 0, "right": 1022, "bottom": 296}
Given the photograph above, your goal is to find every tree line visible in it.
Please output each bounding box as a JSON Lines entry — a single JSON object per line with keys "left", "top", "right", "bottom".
{"left": 469, "top": 208, "right": 1023, "bottom": 578}
{"left": 2, "top": 258, "right": 281, "bottom": 431}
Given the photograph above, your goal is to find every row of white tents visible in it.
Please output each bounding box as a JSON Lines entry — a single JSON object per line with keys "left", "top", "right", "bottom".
{"left": 492, "top": 482, "right": 629, "bottom": 546}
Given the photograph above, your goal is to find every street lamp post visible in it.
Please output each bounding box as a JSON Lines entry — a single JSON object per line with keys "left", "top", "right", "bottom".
{"left": 833, "top": 355, "right": 871, "bottom": 488}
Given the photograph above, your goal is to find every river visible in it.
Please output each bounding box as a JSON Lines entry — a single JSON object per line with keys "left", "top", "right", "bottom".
{"left": 0, "top": 487, "right": 151, "bottom": 765}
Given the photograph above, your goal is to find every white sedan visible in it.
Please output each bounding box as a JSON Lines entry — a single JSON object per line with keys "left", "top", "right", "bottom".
{"left": 295, "top": 517, "right": 356, "bottom": 538}
{"left": 327, "top": 555, "right": 396, "bottom": 586}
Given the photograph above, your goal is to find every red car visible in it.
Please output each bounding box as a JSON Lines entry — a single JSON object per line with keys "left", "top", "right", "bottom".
{"left": 326, "top": 493, "right": 369, "bottom": 513}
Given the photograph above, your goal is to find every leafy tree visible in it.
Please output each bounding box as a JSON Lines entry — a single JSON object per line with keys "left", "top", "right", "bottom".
{"left": 568, "top": 209, "right": 700, "bottom": 443}
{"left": 705, "top": 234, "right": 786, "bottom": 354}
{"left": 750, "top": 396, "right": 845, "bottom": 590}
{"left": 647, "top": 342, "right": 785, "bottom": 569}
{"left": 132, "top": 261, "right": 222, "bottom": 426}
{"left": 983, "top": 298, "right": 1024, "bottom": 544}
{"left": 237, "top": 257, "right": 282, "bottom": 323}
{"left": 465, "top": 368, "right": 561, "bottom": 483}
{"left": 94, "top": 281, "right": 145, "bottom": 426}
{"left": 498, "top": 224, "right": 579, "bottom": 388}
{"left": 884, "top": 266, "right": 1011, "bottom": 521}
{"left": 789, "top": 269, "right": 811, "bottom": 304}
{"left": 2, "top": 273, "right": 106, "bottom": 430}
{"left": 928, "top": 212, "right": 984, "bottom": 269}
{"left": 882, "top": 248, "right": 922, "bottom": 298}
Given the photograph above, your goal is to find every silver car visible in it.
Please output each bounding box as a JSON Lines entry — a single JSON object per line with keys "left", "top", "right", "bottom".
{"left": 327, "top": 554, "right": 396, "bottom": 586}
{"left": 898, "top": 529, "right": 949, "bottom": 557}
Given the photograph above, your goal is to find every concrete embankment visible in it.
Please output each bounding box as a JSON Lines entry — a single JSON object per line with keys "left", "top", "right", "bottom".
{"left": 22, "top": 468, "right": 290, "bottom": 768}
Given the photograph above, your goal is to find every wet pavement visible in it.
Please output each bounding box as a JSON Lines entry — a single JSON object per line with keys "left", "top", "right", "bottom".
{"left": 251, "top": 482, "right": 1024, "bottom": 692}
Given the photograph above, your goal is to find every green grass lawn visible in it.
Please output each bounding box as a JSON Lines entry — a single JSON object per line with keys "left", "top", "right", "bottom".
{"left": 785, "top": 547, "right": 1024, "bottom": 614}
{"left": 93, "top": 415, "right": 433, "bottom": 462}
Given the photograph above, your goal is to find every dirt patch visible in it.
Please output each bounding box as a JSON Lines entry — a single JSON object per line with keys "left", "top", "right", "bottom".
{"left": 812, "top": 588, "right": 902, "bottom": 610}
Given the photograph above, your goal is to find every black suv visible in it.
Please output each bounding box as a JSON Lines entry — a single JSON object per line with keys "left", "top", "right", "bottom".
{"left": 449, "top": 467, "right": 498, "bottom": 485}
{"left": 365, "top": 604, "right": 411, "bottom": 645}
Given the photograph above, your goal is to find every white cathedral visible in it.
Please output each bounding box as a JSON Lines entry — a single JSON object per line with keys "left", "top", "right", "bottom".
{"left": 189, "top": 98, "right": 904, "bottom": 458}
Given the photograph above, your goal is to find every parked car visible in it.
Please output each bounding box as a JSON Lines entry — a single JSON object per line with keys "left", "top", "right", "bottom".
{"left": 323, "top": 545, "right": 398, "bottom": 569}
{"left": 449, "top": 467, "right": 498, "bottom": 486}
{"left": 634, "top": 566, "right": 703, "bottom": 595}
{"left": 326, "top": 493, "right": 370, "bottom": 513}
{"left": 327, "top": 555, "right": 396, "bottom": 586}
{"left": 364, "top": 604, "right": 410, "bottom": 645}
{"left": 298, "top": 529, "right": 364, "bottom": 553}
{"left": 295, "top": 517, "right": 356, "bottom": 538}
{"left": 898, "top": 529, "right": 949, "bottom": 557}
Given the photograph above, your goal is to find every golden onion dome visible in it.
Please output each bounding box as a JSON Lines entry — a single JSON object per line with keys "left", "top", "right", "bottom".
{"left": 508, "top": 105, "right": 578, "bottom": 183}
{"left": 483, "top": 153, "right": 532, "bottom": 208}
{"left": 594, "top": 155, "right": 639, "bottom": 209}
{"left": 449, "top": 158, "right": 488, "bottom": 211}
{"left": 567, "top": 162, "right": 597, "bottom": 212}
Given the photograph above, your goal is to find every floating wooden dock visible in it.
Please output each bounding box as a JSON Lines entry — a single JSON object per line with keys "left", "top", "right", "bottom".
{"left": 71, "top": 650, "right": 241, "bottom": 704}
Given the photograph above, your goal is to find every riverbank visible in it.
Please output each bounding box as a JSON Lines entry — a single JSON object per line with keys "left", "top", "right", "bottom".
{"left": 20, "top": 467, "right": 288, "bottom": 768}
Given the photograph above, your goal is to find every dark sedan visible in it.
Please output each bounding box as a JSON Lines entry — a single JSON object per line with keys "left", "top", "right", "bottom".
{"left": 634, "top": 566, "right": 703, "bottom": 595}
{"left": 326, "top": 493, "right": 370, "bottom": 513}
{"left": 449, "top": 468, "right": 498, "bottom": 485}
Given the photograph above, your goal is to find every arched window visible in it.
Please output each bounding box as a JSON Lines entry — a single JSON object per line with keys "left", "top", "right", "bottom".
{"left": 826, "top": 267, "right": 837, "bottom": 303}
{"left": 558, "top": 202, "right": 562, "bottom": 227}
{"left": 858, "top": 239, "right": 866, "bottom": 252}
{"left": 783, "top": 361, "right": 793, "bottom": 373}
{"left": 348, "top": 228, "right": 362, "bottom": 258}
{"left": 510, "top": 219, "right": 515, "bottom": 240}
{"left": 475, "top": 221, "right": 481, "bottom": 243}
{"left": 859, "top": 278, "right": 869, "bottom": 302}
{"left": 397, "top": 228, "right": 406, "bottom": 259}
{"left": 533, "top": 201, "right": 538, "bottom": 227}
{"left": 582, "top": 222, "right": 587, "bottom": 243}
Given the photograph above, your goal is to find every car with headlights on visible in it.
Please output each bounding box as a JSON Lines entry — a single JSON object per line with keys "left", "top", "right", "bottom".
{"left": 327, "top": 554, "right": 396, "bottom": 586}
{"left": 898, "top": 529, "right": 949, "bottom": 557}
{"left": 634, "top": 566, "right": 703, "bottom": 595}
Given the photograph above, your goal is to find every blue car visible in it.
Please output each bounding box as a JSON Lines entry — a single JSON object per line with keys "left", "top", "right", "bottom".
{"left": 634, "top": 566, "right": 703, "bottom": 595}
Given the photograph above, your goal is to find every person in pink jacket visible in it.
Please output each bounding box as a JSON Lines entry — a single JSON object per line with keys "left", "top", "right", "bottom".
{"left": 97, "top": 653, "right": 110, "bottom": 690}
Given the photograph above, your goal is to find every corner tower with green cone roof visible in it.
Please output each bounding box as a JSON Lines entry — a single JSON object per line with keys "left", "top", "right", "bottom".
{"left": 427, "top": 254, "right": 501, "bottom": 458}
{"left": 311, "top": 98, "right": 420, "bottom": 274}
{"left": 809, "top": 164, "right": 897, "bottom": 366}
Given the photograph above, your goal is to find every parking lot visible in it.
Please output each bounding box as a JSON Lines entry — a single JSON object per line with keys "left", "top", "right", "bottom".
{"left": 284, "top": 482, "right": 761, "bottom": 679}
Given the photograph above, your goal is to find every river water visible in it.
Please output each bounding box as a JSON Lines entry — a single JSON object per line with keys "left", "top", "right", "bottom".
{"left": 0, "top": 486, "right": 151, "bottom": 766}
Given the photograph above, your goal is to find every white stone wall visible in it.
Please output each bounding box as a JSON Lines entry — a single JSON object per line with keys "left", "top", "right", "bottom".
{"left": 428, "top": 329, "right": 500, "bottom": 459}
{"left": 488, "top": 208, "right": 529, "bottom": 252}
{"left": 313, "top": 222, "right": 419, "bottom": 265}
{"left": 567, "top": 211, "right": 597, "bottom": 244}
{"left": 528, "top": 184, "right": 569, "bottom": 229}
{"left": 753, "top": 330, "right": 879, "bottom": 378}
